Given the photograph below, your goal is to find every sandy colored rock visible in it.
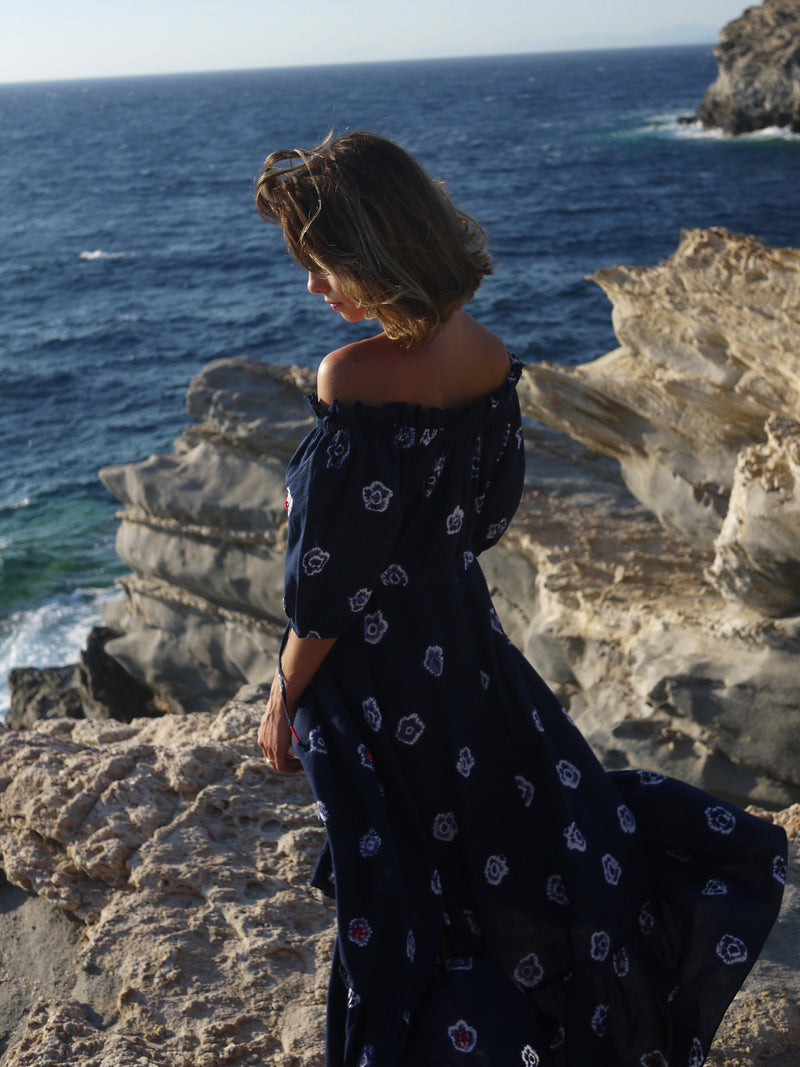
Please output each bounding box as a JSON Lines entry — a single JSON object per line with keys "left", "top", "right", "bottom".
{"left": 0, "top": 692, "right": 334, "bottom": 1066}
{"left": 0, "top": 708, "right": 797, "bottom": 1064}
{"left": 520, "top": 227, "right": 800, "bottom": 615}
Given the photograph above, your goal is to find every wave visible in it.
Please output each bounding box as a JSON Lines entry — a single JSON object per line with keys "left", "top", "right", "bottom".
{"left": 79, "top": 249, "right": 133, "bottom": 261}
{"left": 642, "top": 113, "right": 800, "bottom": 142}
{"left": 0, "top": 585, "right": 123, "bottom": 721}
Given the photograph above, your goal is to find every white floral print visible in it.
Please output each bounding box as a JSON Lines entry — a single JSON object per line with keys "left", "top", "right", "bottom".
{"left": 348, "top": 587, "right": 372, "bottom": 612}
{"left": 513, "top": 953, "right": 543, "bottom": 989}
{"left": 531, "top": 707, "right": 545, "bottom": 732}
{"left": 316, "top": 801, "right": 329, "bottom": 823}
{"left": 364, "top": 611, "right": 388, "bottom": 644}
{"left": 484, "top": 854, "right": 509, "bottom": 886}
{"left": 362, "top": 480, "right": 393, "bottom": 512}
{"left": 716, "top": 934, "right": 748, "bottom": 965}
{"left": 456, "top": 747, "right": 475, "bottom": 777}
{"left": 546, "top": 874, "right": 569, "bottom": 906}
{"left": 406, "top": 930, "right": 416, "bottom": 961}
{"left": 448, "top": 1021, "right": 478, "bottom": 1054}
{"left": 394, "top": 426, "right": 416, "bottom": 448}
{"left": 347, "top": 917, "right": 373, "bottom": 947}
{"left": 431, "top": 870, "right": 443, "bottom": 895}
{"left": 617, "top": 804, "right": 636, "bottom": 834}
{"left": 702, "top": 879, "right": 728, "bottom": 896}
{"left": 705, "top": 805, "right": 737, "bottom": 835}
{"left": 515, "top": 776, "right": 535, "bottom": 807}
{"left": 590, "top": 931, "right": 610, "bottom": 961}
{"left": 308, "top": 727, "right": 327, "bottom": 754}
{"left": 326, "top": 429, "right": 351, "bottom": 469}
{"left": 422, "top": 455, "right": 445, "bottom": 497}
{"left": 285, "top": 486, "right": 293, "bottom": 515}
{"left": 556, "top": 759, "right": 581, "bottom": 788}
{"left": 424, "top": 645, "right": 444, "bottom": 676}
{"left": 463, "top": 550, "right": 475, "bottom": 569}
{"left": 380, "top": 563, "right": 408, "bottom": 586}
{"left": 613, "top": 948, "right": 630, "bottom": 977}
{"left": 689, "top": 1038, "right": 705, "bottom": 1067}
{"left": 446, "top": 505, "right": 464, "bottom": 534}
{"left": 432, "top": 812, "right": 458, "bottom": 841}
{"left": 637, "top": 771, "right": 666, "bottom": 786}
{"left": 480, "top": 670, "right": 490, "bottom": 690}
{"left": 358, "top": 1046, "right": 374, "bottom": 1067}
{"left": 420, "top": 428, "right": 438, "bottom": 445}
{"left": 362, "top": 697, "right": 382, "bottom": 731}
{"left": 396, "top": 713, "right": 426, "bottom": 745}
{"left": 639, "top": 1053, "right": 668, "bottom": 1067}
{"left": 773, "top": 854, "right": 787, "bottom": 884}
{"left": 602, "top": 853, "right": 622, "bottom": 886}
{"left": 359, "top": 828, "right": 381, "bottom": 857}
{"left": 521, "top": 1046, "right": 540, "bottom": 1066}
{"left": 563, "top": 822, "right": 586, "bottom": 852}
{"left": 486, "top": 518, "right": 508, "bottom": 540}
{"left": 591, "top": 1004, "right": 609, "bottom": 1037}
{"left": 302, "top": 546, "right": 330, "bottom": 576}
{"left": 357, "top": 743, "right": 375, "bottom": 770}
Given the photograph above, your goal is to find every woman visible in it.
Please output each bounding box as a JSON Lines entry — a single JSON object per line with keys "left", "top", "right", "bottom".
{"left": 255, "top": 131, "right": 786, "bottom": 1067}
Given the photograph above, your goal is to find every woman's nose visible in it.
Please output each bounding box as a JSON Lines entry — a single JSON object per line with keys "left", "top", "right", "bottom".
{"left": 307, "top": 272, "right": 329, "bottom": 295}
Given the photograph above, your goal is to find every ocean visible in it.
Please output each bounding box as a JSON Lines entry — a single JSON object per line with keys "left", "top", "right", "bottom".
{"left": 2, "top": 46, "right": 800, "bottom": 717}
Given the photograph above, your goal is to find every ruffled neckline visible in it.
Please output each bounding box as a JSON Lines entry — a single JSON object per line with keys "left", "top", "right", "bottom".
{"left": 305, "top": 355, "right": 523, "bottom": 429}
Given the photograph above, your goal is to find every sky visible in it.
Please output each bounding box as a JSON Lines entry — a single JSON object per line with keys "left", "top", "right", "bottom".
{"left": 1, "top": 0, "right": 750, "bottom": 85}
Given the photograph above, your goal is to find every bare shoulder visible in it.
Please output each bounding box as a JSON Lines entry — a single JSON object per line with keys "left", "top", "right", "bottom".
{"left": 316, "top": 313, "right": 509, "bottom": 410}
{"left": 316, "top": 333, "right": 397, "bottom": 408}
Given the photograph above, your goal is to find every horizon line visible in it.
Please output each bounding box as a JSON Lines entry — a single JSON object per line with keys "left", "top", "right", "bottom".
{"left": 0, "top": 40, "right": 718, "bottom": 89}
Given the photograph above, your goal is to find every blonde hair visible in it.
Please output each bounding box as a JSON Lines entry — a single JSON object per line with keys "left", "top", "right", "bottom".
{"left": 255, "top": 131, "right": 493, "bottom": 347}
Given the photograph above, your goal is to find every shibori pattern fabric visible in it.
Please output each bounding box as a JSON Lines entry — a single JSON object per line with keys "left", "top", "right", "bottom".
{"left": 281, "top": 357, "right": 787, "bottom": 1067}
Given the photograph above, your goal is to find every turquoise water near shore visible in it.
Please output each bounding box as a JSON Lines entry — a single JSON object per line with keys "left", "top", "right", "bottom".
{"left": 2, "top": 46, "right": 800, "bottom": 716}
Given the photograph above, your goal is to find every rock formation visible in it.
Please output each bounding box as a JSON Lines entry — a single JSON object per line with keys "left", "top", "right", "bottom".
{"left": 520, "top": 227, "right": 800, "bottom": 617}
{"left": 0, "top": 691, "right": 333, "bottom": 1066}
{"left": 696, "top": 0, "right": 800, "bottom": 135}
{"left": 0, "top": 699, "right": 798, "bottom": 1065}
{"left": 90, "top": 245, "right": 800, "bottom": 810}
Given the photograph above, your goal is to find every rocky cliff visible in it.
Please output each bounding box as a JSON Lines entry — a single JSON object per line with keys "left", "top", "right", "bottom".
{"left": 0, "top": 702, "right": 798, "bottom": 1066}
{"left": 696, "top": 0, "right": 800, "bottom": 134}
{"left": 86, "top": 227, "right": 800, "bottom": 813}
{"left": 521, "top": 227, "right": 800, "bottom": 617}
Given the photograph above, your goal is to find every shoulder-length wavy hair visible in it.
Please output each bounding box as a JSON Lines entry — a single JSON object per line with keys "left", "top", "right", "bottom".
{"left": 255, "top": 131, "right": 493, "bottom": 347}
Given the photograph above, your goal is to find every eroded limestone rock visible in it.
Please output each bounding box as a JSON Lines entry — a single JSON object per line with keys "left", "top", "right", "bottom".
{"left": 0, "top": 690, "right": 332, "bottom": 1066}
{"left": 0, "top": 700, "right": 797, "bottom": 1065}
{"left": 708, "top": 415, "right": 800, "bottom": 615}
{"left": 520, "top": 227, "right": 800, "bottom": 614}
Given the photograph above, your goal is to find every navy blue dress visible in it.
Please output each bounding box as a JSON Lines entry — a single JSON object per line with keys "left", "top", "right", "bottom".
{"left": 282, "top": 357, "right": 786, "bottom": 1067}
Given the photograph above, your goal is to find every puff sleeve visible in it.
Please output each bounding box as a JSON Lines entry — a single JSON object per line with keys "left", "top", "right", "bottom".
{"left": 283, "top": 412, "right": 406, "bottom": 639}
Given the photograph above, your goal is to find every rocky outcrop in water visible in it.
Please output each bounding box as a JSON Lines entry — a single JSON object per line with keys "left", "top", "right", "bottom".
{"left": 696, "top": 0, "right": 800, "bottom": 135}
{"left": 0, "top": 700, "right": 797, "bottom": 1066}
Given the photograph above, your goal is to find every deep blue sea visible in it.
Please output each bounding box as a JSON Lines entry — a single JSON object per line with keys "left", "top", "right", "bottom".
{"left": 2, "top": 46, "right": 800, "bottom": 715}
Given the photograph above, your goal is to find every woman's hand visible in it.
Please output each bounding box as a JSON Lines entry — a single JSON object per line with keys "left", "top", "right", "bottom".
{"left": 257, "top": 668, "right": 303, "bottom": 774}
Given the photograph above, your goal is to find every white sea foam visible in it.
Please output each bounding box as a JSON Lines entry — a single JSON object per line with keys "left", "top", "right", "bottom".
{"left": 645, "top": 113, "right": 800, "bottom": 142}
{"left": 79, "top": 249, "right": 131, "bottom": 261}
{"left": 0, "top": 586, "right": 123, "bottom": 720}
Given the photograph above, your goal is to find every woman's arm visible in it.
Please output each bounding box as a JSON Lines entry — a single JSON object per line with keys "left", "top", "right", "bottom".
{"left": 257, "top": 629, "right": 337, "bottom": 772}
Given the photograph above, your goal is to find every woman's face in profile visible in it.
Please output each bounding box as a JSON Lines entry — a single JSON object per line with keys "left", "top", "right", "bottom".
{"left": 306, "top": 271, "right": 366, "bottom": 324}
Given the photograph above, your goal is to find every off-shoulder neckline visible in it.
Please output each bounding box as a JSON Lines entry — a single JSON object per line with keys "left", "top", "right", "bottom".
{"left": 305, "top": 355, "right": 523, "bottom": 427}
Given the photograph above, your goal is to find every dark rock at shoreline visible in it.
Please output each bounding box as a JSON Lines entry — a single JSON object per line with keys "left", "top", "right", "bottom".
{"left": 696, "top": 0, "right": 800, "bottom": 135}
{"left": 7, "top": 666, "right": 83, "bottom": 730}
{"left": 6, "top": 628, "right": 156, "bottom": 731}
{"left": 76, "top": 626, "right": 158, "bottom": 723}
